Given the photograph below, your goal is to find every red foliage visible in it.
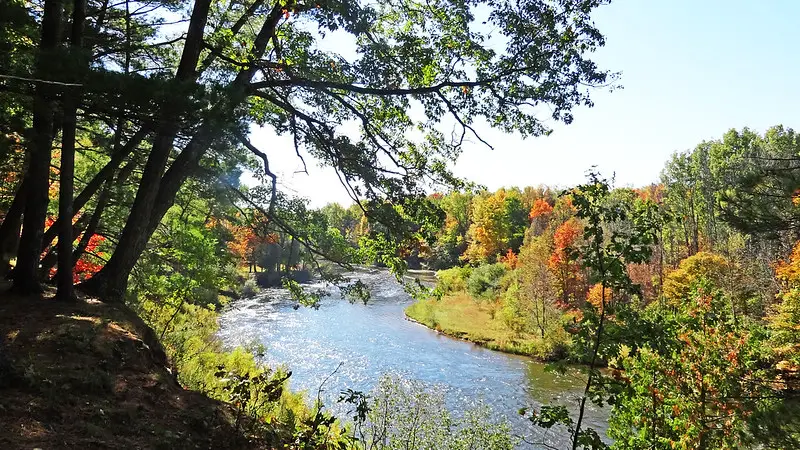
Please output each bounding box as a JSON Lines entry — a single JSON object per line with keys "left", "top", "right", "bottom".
{"left": 73, "top": 258, "right": 102, "bottom": 283}
{"left": 48, "top": 233, "right": 106, "bottom": 283}
{"left": 74, "top": 234, "right": 105, "bottom": 282}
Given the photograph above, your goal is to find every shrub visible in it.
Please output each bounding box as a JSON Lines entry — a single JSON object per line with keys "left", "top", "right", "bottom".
{"left": 352, "top": 374, "right": 518, "bottom": 449}
{"left": 499, "top": 282, "right": 529, "bottom": 335}
{"left": 467, "top": 263, "right": 508, "bottom": 301}
{"left": 435, "top": 266, "right": 472, "bottom": 294}
{"left": 131, "top": 294, "right": 321, "bottom": 444}
{"left": 241, "top": 278, "right": 259, "bottom": 297}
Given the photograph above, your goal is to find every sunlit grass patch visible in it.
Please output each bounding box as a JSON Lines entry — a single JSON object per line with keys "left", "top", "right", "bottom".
{"left": 406, "top": 292, "right": 566, "bottom": 360}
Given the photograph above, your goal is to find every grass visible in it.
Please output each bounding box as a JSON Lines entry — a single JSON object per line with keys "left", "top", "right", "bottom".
{"left": 405, "top": 292, "right": 569, "bottom": 360}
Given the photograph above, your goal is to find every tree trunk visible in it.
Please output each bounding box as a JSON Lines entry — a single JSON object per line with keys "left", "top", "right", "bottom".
{"left": 13, "top": 0, "right": 65, "bottom": 294}
{"left": 80, "top": 3, "right": 283, "bottom": 301}
{"left": 78, "top": 0, "right": 213, "bottom": 301}
{"left": 56, "top": 0, "right": 88, "bottom": 301}
{"left": 41, "top": 127, "right": 148, "bottom": 252}
{"left": 0, "top": 180, "right": 26, "bottom": 275}
{"left": 540, "top": 298, "right": 546, "bottom": 339}
{"left": 41, "top": 215, "right": 89, "bottom": 277}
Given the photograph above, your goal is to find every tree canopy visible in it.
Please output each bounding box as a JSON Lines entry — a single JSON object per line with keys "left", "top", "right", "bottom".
{"left": 0, "top": 0, "right": 614, "bottom": 299}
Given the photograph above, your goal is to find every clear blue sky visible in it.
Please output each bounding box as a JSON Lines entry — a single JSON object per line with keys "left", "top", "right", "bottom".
{"left": 249, "top": 0, "right": 800, "bottom": 206}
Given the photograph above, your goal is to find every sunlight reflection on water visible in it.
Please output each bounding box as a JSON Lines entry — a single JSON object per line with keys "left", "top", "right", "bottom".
{"left": 218, "top": 269, "right": 608, "bottom": 448}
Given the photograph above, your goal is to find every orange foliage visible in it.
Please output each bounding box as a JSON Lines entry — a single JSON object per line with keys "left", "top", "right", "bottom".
{"left": 635, "top": 184, "right": 666, "bottom": 204}
{"left": 528, "top": 199, "right": 553, "bottom": 220}
{"left": 226, "top": 225, "right": 256, "bottom": 260}
{"left": 560, "top": 196, "right": 576, "bottom": 212}
{"left": 776, "top": 241, "right": 800, "bottom": 284}
{"left": 499, "top": 248, "right": 518, "bottom": 269}
{"left": 549, "top": 219, "right": 581, "bottom": 267}
{"left": 220, "top": 220, "right": 279, "bottom": 265}
{"left": 547, "top": 218, "right": 584, "bottom": 308}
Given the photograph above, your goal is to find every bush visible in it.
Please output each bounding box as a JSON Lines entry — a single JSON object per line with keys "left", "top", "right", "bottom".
{"left": 241, "top": 278, "right": 259, "bottom": 297}
{"left": 499, "top": 282, "right": 529, "bottom": 335}
{"left": 467, "top": 263, "right": 508, "bottom": 301}
{"left": 131, "top": 294, "right": 322, "bottom": 445}
{"left": 352, "top": 374, "right": 518, "bottom": 449}
{"left": 435, "top": 266, "right": 472, "bottom": 294}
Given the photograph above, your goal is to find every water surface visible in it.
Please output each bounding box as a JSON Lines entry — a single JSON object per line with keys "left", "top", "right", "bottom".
{"left": 218, "top": 269, "right": 607, "bottom": 447}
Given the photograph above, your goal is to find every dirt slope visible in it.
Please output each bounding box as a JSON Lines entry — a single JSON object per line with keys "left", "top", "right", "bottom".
{"left": 0, "top": 284, "right": 254, "bottom": 449}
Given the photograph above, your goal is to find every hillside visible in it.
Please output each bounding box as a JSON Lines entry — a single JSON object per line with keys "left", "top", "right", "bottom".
{"left": 0, "top": 283, "right": 257, "bottom": 449}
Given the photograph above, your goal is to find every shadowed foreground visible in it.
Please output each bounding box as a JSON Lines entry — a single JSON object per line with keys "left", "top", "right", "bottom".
{"left": 0, "top": 283, "right": 256, "bottom": 449}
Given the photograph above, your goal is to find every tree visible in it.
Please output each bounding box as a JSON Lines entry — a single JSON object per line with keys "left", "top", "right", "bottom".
{"left": 609, "top": 285, "right": 773, "bottom": 450}
{"left": 717, "top": 126, "right": 800, "bottom": 237}
{"left": 548, "top": 217, "right": 584, "bottom": 307}
{"left": 12, "top": 0, "right": 64, "bottom": 294}
{"left": 771, "top": 240, "right": 800, "bottom": 372}
{"left": 0, "top": 0, "right": 617, "bottom": 299}
{"left": 428, "top": 191, "right": 473, "bottom": 269}
{"left": 55, "top": 0, "right": 89, "bottom": 301}
{"left": 517, "top": 234, "right": 557, "bottom": 338}
{"left": 663, "top": 251, "right": 764, "bottom": 323}
{"left": 463, "top": 188, "right": 528, "bottom": 264}
{"left": 561, "top": 173, "right": 659, "bottom": 449}
{"left": 320, "top": 203, "right": 358, "bottom": 241}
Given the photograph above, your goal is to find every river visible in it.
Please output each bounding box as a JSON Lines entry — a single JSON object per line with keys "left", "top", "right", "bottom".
{"left": 218, "top": 268, "right": 608, "bottom": 447}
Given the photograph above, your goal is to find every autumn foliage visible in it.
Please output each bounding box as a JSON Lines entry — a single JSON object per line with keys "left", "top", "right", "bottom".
{"left": 499, "top": 248, "right": 518, "bottom": 269}
{"left": 549, "top": 218, "right": 581, "bottom": 267}
{"left": 528, "top": 199, "right": 553, "bottom": 220}
{"left": 548, "top": 218, "right": 583, "bottom": 307}
{"left": 771, "top": 240, "right": 800, "bottom": 371}
{"left": 586, "top": 283, "right": 611, "bottom": 311}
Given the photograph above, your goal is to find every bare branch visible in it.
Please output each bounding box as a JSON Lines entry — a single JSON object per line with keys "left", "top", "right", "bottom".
{"left": 234, "top": 129, "right": 279, "bottom": 217}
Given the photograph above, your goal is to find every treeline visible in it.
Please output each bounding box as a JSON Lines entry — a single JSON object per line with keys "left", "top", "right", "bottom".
{"left": 3, "top": 0, "right": 800, "bottom": 445}
{"left": 398, "top": 125, "right": 800, "bottom": 448}
{"left": 325, "top": 125, "right": 798, "bottom": 285}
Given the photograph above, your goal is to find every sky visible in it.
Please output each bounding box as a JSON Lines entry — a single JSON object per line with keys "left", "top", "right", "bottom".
{"left": 247, "top": 0, "right": 800, "bottom": 207}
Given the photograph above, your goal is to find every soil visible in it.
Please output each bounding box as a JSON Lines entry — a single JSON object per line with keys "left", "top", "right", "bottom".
{"left": 0, "top": 282, "right": 257, "bottom": 449}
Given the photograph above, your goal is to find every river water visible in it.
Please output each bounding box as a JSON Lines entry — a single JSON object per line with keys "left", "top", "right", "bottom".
{"left": 217, "top": 268, "right": 607, "bottom": 447}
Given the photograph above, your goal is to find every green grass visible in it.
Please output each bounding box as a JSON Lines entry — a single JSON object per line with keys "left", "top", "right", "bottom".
{"left": 405, "top": 292, "right": 569, "bottom": 360}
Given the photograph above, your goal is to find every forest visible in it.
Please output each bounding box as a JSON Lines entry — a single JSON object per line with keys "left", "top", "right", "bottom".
{"left": 1, "top": 0, "right": 799, "bottom": 448}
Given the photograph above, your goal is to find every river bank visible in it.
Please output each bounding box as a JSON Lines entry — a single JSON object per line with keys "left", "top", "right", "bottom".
{"left": 404, "top": 292, "right": 572, "bottom": 361}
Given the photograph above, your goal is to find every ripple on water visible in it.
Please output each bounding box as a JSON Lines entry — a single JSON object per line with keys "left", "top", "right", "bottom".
{"left": 218, "top": 270, "right": 609, "bottom": 448}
